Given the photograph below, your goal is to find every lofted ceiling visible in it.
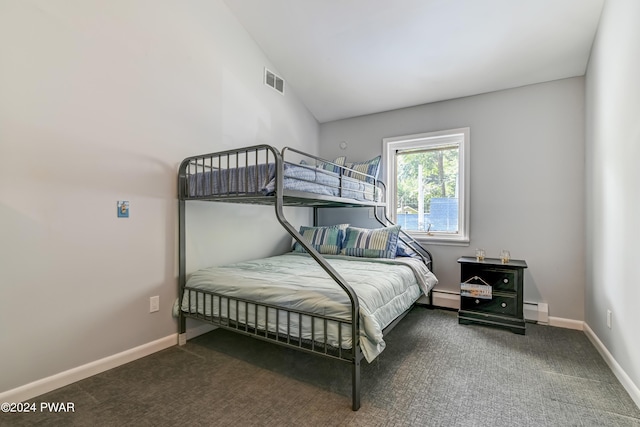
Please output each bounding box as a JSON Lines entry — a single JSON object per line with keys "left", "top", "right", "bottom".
{"left": 224, "top": 0, "right": 604, "bottom": 123}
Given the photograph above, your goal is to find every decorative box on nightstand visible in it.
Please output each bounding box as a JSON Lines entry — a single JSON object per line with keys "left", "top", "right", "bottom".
{"left": 457, "top": 256, "right": 527, "bottom": 335}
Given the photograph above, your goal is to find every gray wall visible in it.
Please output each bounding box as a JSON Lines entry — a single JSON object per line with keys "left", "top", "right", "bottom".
{"left": 585, "top": 0, "right": 640, "bottom": 399}
{"left": 319, "top": 78, "right": 585, "bottom": 321}
{"left": 0, "top": 1, "right": 317, "bottom": 394}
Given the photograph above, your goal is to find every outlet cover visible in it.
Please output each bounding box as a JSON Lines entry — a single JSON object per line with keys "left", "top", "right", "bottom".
{"left": 150, "top": 296, "right": 159, "bottom": 313}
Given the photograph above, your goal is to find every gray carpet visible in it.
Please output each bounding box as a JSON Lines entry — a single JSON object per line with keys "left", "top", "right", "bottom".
{"left": 3, "top": 308, "right": 640, "bottom": 426}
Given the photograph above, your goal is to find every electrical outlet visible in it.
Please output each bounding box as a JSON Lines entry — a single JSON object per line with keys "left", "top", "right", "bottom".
{"left": 150, "top": 296, "right": 159, "bottom": 313}
{"left": 607, "top": 309, "right": 612, "bottom": 329}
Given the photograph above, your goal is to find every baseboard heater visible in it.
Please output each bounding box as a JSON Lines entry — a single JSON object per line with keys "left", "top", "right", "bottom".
{"left": 523, "top": 301, "right": 549, "bottom": 325}
{"left": 430, "top": 290, "right": 460, "bottom": 309}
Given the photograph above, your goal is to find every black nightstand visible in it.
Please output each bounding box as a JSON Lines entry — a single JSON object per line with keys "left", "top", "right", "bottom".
{"left": 457, "top": 256, "right": 527, "bottom": 334}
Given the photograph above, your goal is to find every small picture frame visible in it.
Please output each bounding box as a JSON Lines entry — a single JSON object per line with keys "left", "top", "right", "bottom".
{"left": 117, "top": 201, "right": 129, "bottom": 218}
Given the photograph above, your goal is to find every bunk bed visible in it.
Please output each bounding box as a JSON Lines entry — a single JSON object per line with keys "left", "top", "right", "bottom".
{"left": 177, "top": 145, "right": 437, "bottom": 410}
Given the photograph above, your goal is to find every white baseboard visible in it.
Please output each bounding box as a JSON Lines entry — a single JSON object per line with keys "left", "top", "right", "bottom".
{"left": 584, "top": 323, "right": 640, "bottom": 409}
{"left": 548, "top": 316, "right": 584, "bottom": 330}
{"left": 0, "top": 334, "right": 177, "bottom": 404}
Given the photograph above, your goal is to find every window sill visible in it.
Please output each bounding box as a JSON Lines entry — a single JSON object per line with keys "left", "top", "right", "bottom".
{"left": 412, "top": 235, "right": 470, "bottom": 247}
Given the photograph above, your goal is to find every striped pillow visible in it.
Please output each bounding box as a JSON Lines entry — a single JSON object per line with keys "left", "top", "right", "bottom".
{"left": 292, "top": 224, "right": 348, "bottom": 255}
{"left": 341, "top": 225, "right": 400, "bottom": 259}
{"left": 318, "top": 156, "right": 347, "bottom": 174}
{"left": 344, "top": 155, "right": 381, "bottom": 183}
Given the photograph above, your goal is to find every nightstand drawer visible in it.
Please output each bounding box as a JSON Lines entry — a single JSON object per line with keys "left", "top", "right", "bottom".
{"left": 462, "top": 268, "right": 517, "bottom": 292}
{"left": 461, "top": 294, "right": 517, "bottom": 317}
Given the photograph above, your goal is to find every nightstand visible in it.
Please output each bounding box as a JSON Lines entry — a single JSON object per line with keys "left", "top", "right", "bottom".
{"left": 457, "top": 256, "right": 527, "bottom": 334}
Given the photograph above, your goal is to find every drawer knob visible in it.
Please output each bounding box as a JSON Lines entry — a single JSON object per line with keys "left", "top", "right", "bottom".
{"left": 501, "top": 302, "right": 507, "bottom": 308}
{"left": 503, "top": 278, "right": 509, "bottom": 284}
{"left": 475, "top": 299, "right": 480, "bottom": 304}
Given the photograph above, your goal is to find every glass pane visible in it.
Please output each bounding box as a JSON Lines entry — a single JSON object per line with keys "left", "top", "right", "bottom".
{"left": 396, "top": 146, "right": 459, "bottom": 233}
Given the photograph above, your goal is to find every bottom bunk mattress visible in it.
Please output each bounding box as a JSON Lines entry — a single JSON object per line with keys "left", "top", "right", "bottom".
{"left": 179, "top": 252, "right": 438, "bottom": 362}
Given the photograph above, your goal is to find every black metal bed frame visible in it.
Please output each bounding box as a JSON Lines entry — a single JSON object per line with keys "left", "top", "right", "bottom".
{"left": 177, "top": 145, "right": 433, "bottom": 410}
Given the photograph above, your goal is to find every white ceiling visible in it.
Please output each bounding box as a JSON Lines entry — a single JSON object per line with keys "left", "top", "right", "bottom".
{"left": 224, "top": 0, "right": 604, "bottom": 123}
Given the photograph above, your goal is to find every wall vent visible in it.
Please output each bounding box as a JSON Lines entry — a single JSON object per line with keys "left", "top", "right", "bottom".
{"left": 264, "top": 68, "right": 285, "bottom": 94}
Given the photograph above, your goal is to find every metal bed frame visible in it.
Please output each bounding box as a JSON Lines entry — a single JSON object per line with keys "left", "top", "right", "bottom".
{"left": 177, "top": 145, "right": 433, "bottom": 410}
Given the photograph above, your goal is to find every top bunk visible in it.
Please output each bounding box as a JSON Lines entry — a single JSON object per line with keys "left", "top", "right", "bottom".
{"left": 178, "top": 145, "right": 385, "bottom": 208}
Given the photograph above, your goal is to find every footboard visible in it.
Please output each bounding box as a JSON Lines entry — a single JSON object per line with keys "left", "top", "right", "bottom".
{"left": 180, "top": 287, "right": 358, "bottom": 361}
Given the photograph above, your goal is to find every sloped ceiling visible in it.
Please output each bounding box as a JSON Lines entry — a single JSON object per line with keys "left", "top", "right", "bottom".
{"left": 224, "top": 0, "right": 604, "bottom": 123}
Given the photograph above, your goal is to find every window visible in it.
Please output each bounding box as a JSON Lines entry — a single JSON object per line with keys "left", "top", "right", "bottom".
{"left": 383, "top": 128, "right": 470, "bottom": 244}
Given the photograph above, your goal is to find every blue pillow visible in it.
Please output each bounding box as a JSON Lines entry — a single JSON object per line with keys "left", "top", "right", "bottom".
{"left": 396, "top": 239, "right": 418, "bottom": 257}
{"left": 292, "top": 224, "right": 348, "bottom": 255}
{"left": 341, "top": 225, "right": 400, "bottom": 259}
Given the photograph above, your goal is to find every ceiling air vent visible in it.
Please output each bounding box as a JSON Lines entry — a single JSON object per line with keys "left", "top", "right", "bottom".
{"left": 264, "top": 68, "right": 285, "bottom": 94}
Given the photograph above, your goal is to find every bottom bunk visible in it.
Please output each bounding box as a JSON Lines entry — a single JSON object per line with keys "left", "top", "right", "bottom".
{"left": 177, "top": 250, "right": 437, "bottom": 410}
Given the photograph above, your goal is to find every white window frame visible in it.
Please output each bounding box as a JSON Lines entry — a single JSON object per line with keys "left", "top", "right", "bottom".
{"left": 383, "top": 127, "right": 470, "bottom": 245}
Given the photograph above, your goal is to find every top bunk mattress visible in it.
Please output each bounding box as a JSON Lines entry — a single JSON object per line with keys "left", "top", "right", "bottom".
{"left": 185, "top": 162, "right": 379, "bottom": 202}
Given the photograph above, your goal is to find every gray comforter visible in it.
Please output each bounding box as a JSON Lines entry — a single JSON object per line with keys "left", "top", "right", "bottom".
{"left": 180, "top": 253, "right": 437, "bottom": 362}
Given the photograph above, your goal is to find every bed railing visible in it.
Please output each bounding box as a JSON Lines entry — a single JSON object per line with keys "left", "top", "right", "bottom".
{"left": 369, "top": 182, "right": 434, "bottom": 275}
{"left": 178, "top": 144, "right": 278, "bottom": 201}
{"left": 182, "top": 287, "right": 355, "bottom": 361}
{"left": 178, "top": 144, "right": 382, "bottom": 206}
{"left": 269, "top": 146, "right": 363, "bottom": 410}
